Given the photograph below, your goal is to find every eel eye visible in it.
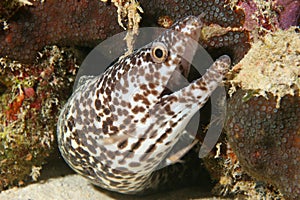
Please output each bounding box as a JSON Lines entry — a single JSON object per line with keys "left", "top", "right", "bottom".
{"left": 151, "top": 42, "right": 168, "bottom": 63}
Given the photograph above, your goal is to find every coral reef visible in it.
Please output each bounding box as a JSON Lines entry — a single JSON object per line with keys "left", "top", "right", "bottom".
{"left": 0, "top": 0, "right": 249, "bottom": 63}
{"left": 203, "top": 141, "right": 284, "bottom": 199}
{"left": 0, "top": 0, "right": 298, "bottom": 198}
{"left": 0, "top": 0, "right": 122, "bottom": 63}
{"left": 277, "top": 0, "right": 300, "bottom": 29}
{"left": 229, "top": 28, "right": 300, "bottom": 107}
{"left": 230, "top": 0, "right": 300, "bottom": 32}
{"left": 226, "top": 28, "right": 300, "bottom": 199}
{"left": 0, "top": 46, "right": 77, "bottom": 190}
{"left": 0, "top": 0, "right": 32, "bottom": 19}
{"left": 226, "top": 91, "right": 300, "bottom": 200}
{"left": 0, "top": 0, "right": 251, "bottom": 191}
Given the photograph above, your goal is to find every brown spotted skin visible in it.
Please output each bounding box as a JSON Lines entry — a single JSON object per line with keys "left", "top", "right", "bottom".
{"left": 57, "top": 15, "right": 231, "bottom": 194}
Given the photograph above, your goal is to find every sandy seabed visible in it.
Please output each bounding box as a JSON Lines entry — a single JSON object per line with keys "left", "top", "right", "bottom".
{"left": 0, "top": 156, "right": 228, "bottom": 200}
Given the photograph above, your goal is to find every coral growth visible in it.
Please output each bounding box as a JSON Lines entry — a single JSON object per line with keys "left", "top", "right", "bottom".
{"left": 226, "top": 28, "right": 300, "bottom": 199}
{"left": 277, "top": 0, "right": 300, "bottom": 29}
{"left": 0, "top": 0, "right": 249, "bottom": 63}
{"left": 226, "top": 91, "right": 300, "bottom": 200}
{"left": 203, "top": 136, "right": 284, "bottom": 199}
{"left": 229, "top": 28, "right": 300, "bottom": 107}
{"left": 0, "top": 46, "right": 77, "bottom": 190}
{"left": 230, "top": 0, "right": 300, "bottom": 33}
{"left": 1, "top": 0, "right": 298, "bottom": 197}
{"left": 0, "top": 0, "right": 32, "bottom": 19}
{"left": 0, "top": 0, "right": 122, "bottom": 63}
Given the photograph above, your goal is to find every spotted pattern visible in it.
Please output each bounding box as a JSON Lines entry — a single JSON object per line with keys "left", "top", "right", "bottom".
{"left": 57, "top": 15, "right": 231, "bottom": 194}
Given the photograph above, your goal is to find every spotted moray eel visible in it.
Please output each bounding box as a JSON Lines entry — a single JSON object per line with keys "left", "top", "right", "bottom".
{"left": 57, "top": 15, "right": 231, "bottom": 194}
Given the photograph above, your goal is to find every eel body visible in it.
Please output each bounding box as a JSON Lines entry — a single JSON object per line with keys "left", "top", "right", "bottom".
{"left": 57, "top": 15, "right": 231, "bottom": 194}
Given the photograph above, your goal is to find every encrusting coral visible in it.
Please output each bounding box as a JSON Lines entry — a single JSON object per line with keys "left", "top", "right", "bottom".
{"left": 226, "top": 28, "right": 300, "bottom": 200}
{"left": 0, "top": 0, "right": 250, "bottom": 63}
{"left": 0, "top": 46, "right": 77, "bottom": 190}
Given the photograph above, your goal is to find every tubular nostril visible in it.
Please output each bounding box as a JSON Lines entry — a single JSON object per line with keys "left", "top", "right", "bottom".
{"left": 218, "top": 55, "right": 231, "bottom": 65}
